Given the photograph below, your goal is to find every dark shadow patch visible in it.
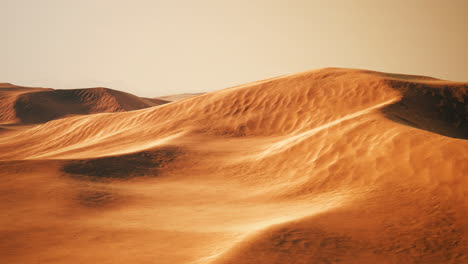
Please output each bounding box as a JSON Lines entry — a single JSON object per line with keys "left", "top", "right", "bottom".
{"left": 62, "top": 147, "right": 179, "bottom": 180}
{"left": 382, "top": 80, "right": 467, "bottom": 139}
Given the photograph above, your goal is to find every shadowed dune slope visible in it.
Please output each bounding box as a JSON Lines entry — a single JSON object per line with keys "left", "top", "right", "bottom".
{"left": 0, "top": 68, "right": 467, "bottom": 264}
{"left": 0, "top": 83, "right": 169, "bottom": 125}
{"left": 381, "top": 78, "right": 467, "bottom": 139}
{"left": 0, "top": 83, "right": 53, "bottom": 124}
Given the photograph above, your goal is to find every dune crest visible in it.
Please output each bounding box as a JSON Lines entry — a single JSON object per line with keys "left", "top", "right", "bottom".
{"left": 0, "top": 68, "right": 467, "bottom": 264}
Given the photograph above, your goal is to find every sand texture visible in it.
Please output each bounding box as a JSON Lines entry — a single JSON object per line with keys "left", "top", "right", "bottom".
{"left": 0, "top": 68, "right": 467, "bottom": 263}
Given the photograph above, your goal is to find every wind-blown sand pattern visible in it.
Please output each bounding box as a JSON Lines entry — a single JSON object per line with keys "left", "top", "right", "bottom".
{"left": 0, "top": 68, "right": 467, "bottom": 263}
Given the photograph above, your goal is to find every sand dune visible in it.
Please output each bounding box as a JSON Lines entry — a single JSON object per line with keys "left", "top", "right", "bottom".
{"left": 154, "top": 92, "right": 205, "bottom": 102}
{"left": 0, "top": 83, "right": 169, "bottom": 125}
{"left": 0, "top": 68, "right": 467, "bottom": 263}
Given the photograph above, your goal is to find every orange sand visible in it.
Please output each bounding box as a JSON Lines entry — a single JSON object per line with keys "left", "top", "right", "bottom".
{"left": 0, "top": 68, "right": 467, "bottom": 263}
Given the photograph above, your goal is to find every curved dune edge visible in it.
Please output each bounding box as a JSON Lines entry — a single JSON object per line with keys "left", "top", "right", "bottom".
{"left": 0, "top": 68, "right": 467, "bottom": 264}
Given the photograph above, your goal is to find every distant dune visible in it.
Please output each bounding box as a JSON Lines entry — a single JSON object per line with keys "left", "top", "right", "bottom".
{"left": 154, "top": 92, "right": 205, "bottom": 102}
{"left": 0, "top": 68, "right": 467, "bottom": 264}
{"left": 0, "top": 83, "right": 169, "bottom": 125}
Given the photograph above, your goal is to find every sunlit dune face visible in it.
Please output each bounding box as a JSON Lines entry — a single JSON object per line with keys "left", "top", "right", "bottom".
{"left": 0, "top": 68, "right": 467, "bottom": 264}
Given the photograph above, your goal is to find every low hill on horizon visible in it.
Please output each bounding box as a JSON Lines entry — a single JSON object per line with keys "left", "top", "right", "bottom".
{"left": 154, "top": 92, "right": 205, "bottom": 102}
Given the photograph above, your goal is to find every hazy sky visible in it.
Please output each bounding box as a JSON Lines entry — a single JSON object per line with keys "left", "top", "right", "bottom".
{"left": 2, "top": 0, "right": 467, "bottom": 97}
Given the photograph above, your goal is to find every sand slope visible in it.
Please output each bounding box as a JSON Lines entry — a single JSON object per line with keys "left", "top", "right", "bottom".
{"left": 0, "top": 68, "right": 467, "bottom": 264}
{"left": 0, "top": 83, "right": 168, "bottom": 125}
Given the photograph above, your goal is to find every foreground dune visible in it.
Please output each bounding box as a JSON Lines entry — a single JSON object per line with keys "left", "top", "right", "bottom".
{"left": 0, "top": 68, "right": 467, "bottom": 263}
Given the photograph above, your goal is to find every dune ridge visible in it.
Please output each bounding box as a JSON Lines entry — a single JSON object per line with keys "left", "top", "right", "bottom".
{"left": 0, "top": 68, "right": 467, "bottom": 264}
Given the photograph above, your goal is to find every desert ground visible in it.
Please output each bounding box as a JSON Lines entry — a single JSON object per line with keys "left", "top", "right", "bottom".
{"left": 0, "top": 68, "right": 467, "bottom": 263}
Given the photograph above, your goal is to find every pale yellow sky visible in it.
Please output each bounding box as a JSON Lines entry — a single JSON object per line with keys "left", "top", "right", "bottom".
{"left": 2, "top": 0, "right": 467, "bottom": 96}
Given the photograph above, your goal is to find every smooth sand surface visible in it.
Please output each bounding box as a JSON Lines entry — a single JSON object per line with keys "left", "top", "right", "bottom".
{"left": 0, "top": 68, "right": 467, "bottom": 263}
